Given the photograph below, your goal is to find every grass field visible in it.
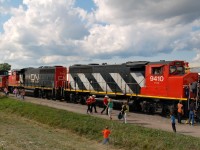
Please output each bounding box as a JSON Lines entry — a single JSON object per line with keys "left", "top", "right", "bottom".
{"left": 0, "top": 97, "right": 200, "bottom": 150}
{"left": 0, "top": 111, "right": 116, "bottom": 150}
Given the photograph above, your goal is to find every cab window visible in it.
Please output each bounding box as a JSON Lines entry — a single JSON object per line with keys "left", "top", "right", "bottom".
{"left": 152, "top": 67, "right": 162, "bottom": 75}
{"left": 170, "top": 65, "right": 184, "bottom": 75}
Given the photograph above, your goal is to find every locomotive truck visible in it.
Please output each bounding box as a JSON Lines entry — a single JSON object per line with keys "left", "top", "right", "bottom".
{"left": 0, "top": 60, "right": 199, "bottom": 116}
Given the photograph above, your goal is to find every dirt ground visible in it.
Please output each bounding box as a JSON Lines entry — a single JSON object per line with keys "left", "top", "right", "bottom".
{"left": 10, "top": 95, "right": 200, "bottom": 138}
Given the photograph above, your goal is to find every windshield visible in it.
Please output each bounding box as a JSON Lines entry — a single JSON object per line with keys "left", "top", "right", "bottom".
{"left": 170, "top": 65, "right": 184, "bottom": 75}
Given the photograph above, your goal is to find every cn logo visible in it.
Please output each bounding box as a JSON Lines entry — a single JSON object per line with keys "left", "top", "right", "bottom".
{"left": 30, "top": 74, "right": 40, "bottom": 83}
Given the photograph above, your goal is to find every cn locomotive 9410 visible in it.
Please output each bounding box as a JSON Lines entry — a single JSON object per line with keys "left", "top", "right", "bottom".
{"left": 1, "top": 60, "right": 199, "bottom": 116}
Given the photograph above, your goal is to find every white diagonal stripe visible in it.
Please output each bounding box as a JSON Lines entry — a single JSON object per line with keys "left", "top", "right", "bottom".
{"left": 131, "top": 72, "right": 145, "bottom": 87}
{"left": 110, "top": 73, "right": 133, "bottom": 94}
{"left": 69, "top": 74, "right": 79, "bottom": 90}
{"left": 92, "top": 73, "right": 112, "bottom": 92}
{"left": 77, "top": 73, "right": 94, "bottom": 91}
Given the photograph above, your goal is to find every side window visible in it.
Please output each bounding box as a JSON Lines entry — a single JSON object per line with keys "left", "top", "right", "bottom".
{"left": 170, "top": 66, "right": 176, "bottom": 74}
{"left": 152, "top": 67, "right": 162, "bottom": 75}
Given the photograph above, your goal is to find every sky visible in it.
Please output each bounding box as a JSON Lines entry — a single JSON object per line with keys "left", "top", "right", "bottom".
{"left": 0, "top": 0, "right": 200, "bottom": 69}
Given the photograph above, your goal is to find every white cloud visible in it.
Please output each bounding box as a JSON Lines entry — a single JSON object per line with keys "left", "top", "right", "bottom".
{"left": 82, "top": 25, "right": 130, "bottom": 54}
{"left": 0, "top": 0, "right": 90, "bottom": 68}
{"left": 0, "top": 0, "right": 200, "bottom": 69}
{"left": 38, "top": 55, "right": 87, "bottom": 64}
{"left": 0, "top": 0, "right": 5, "bottom": 3}
{"left": 94, "top": 0, "right": 200, "bottom": 24}
{"left": 88, "top": 0, "right": 200, "bottom": 57}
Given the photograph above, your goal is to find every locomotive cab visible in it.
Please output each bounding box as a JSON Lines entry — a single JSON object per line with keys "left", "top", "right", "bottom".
{"left": 141, "top": 60, "right": 198, "bottom": 100}
{"left": 8, "top": 70, "right": 21, "bottom": 87}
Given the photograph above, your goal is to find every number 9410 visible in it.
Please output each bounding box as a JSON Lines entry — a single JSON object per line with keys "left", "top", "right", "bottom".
{"left": 150, "top": 76, "right": 164, "bottom": 82}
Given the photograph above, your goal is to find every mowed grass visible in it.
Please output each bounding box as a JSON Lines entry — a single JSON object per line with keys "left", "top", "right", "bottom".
{"left": 0, "top": 111, "right": 115, "bottom": 150}
{"left": 0, "top": 97, "right": 200, "bottom": 150}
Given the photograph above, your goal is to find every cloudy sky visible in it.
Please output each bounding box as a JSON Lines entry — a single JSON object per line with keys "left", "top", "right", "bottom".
{"left": 0, "top": 0, "right": 200, "bottom": 69}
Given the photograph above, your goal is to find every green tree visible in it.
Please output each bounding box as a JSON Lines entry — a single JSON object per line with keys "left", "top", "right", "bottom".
{"left": 0, "top": 63, "right": 11, "bottom": 71}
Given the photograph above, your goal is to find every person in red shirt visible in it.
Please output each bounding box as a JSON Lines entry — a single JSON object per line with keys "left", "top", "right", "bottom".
{"left": 102, "top": 126, "right": 111, "bottom": 144}
{"left": 91, "top": 95, "right": 97, "bottom": 113}
{"left": 86, "top": 96, "right": 92, "bottom": 114}
{"left": 101, "top": 95, "right": 109, "bottom": 115}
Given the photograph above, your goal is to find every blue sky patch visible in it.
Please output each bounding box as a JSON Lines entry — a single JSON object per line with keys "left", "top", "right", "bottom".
{"left": 0, "top": 0, "right": 23, "bottom": 33}
{"left": 192, "top": 26, "right": 200, "bottom": 31}
{"left": 75, "top": 0, "right": 96, "bottom": 12}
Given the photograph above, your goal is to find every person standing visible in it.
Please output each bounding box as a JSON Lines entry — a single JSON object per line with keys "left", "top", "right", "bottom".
{"left": 86, "top": 96, "right": 92, "bottom": 114}
{"left": 102, "top": 126, "right": 111, "bottom": 144}
{"left": 4, "top": 87, "right": 9, "bottom": 96}
{"left": 177, "top": 100, "right": 183, "bottom": 123}
{"left": 191, "top": 81, "right": 198, "bottom": 99}
{"left": 21, "top": 89, "right": 25, "bottom": 100}
{"left": 13, "top": 87, "right": 18, "bottom": 97}
{"left": 121, "top": 101, "right": 129, "bottom": 124}
{"left": 107, "top": 98, "right": 113, "bottom": 120}
{"left": 185, "top": 85, "right": 189, "bottom": 99}
{"left": 101, "top": 95, "right": 109, "bottom": 115}
{"left": 188, "top": 101, "right": 195, "bottom": 126}
{"left": 91, "top": 95, "right": 97, "bottom": 113}
{"left": 170, "top": 111, "right": 176, "bottom": 132}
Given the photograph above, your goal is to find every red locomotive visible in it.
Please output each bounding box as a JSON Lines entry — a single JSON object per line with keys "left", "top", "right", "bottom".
{"left": 0, "top": 60, "right": 199, "bottom": 116}
{"left": 0, "top": 70, "right": 9, "bottom": 89}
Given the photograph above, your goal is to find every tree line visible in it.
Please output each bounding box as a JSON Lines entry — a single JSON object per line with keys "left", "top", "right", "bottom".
{"left": 0, "top": 63, "right": 11, "bottom": 71}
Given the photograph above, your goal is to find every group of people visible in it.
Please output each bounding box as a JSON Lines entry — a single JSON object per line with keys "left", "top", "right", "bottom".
{"left": 101, "top": 96, "right": 129, "bottom": 145}
{"left": 170, "top": 100, "right": 196, "bottom": 133}
{"left": 86, "top": 95, "right": 129, "bottom": 123}
{"left": 103, "top": 100, "right": 196, "bottom": 145}
{"left": 86, "top": 95, "right": 98, "bottom": 114}
{"left": 13, "top": 87, "right": 25, "bottom": 99}
{"left": 2, "top": 87, "right": 25, "bottom": 99}
{"left": 87, "top": 95, "right": 198, "bottom": 143}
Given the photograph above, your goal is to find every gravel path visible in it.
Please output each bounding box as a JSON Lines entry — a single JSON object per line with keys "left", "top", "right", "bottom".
{"left": 10, "top": 95, "right": 200, "bottom": 138}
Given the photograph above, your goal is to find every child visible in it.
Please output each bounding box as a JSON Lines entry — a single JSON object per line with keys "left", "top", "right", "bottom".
{"left": 102, "top": 126, "right": 111, "bottom": 144}
{"left": 170, "top": 112, "right": 176, "bottom": 132}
